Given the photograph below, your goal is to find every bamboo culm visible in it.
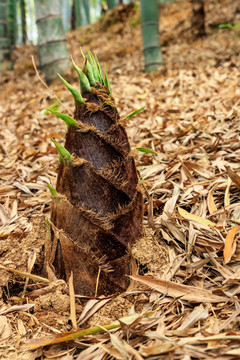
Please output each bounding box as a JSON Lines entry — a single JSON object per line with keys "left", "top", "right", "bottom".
{"left": 0, "top": 0, "right": 12, "bottom": 72}
{"left": 34, "top": 0, "right": 69, "bottom": 83}
{"left": 140, "top": 0, "right": 162, "bottom": 72}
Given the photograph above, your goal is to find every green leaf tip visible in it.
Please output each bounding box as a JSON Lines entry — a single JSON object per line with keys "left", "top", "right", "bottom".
{"left": 81, "top": 50, "right": 109, "bottom": 89}
{"left": 80, "top": 49, "right": 96, "bottom": 86}
{"left": 136, "top": 147, "right": 157, "bottom": 155}
{"left": 80, "top": 47, "right": 86, "bottom": 60}
{"left": 125, "top": 106, "right": 145, "bottom": 120}
{"left": 57, "top": 73, "right": 84, "bottom": 105}
{"left": 218, "top": 23, "right": 240, "bottom": 29}
{"left": 87, "top": 50, "right": 101, "bottom": 82}
{"left": 51, "top": 139, "right": 72, "bottom": 163}
{"left": 43, "top": 99, "right": 61, "bottom": 114}
{"left": 47, "top": 108, "right": 78, "bottom": 128}
{"left": 94, "top": 53, "right": 104, "bottom": 85}
{"left": 71, "top": 57, "right": 92, "bottom": 94}
{"left": 47, "top": 183, "right": 58, "bottom": 197}
{"left": 104, "top": 63, "right": 111, "bottom": 94}
{"left": 84, "top": 58, "right": 96, "bottom": 87}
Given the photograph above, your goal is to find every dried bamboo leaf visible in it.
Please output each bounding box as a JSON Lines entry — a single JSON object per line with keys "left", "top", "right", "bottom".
{"left": 0, "top": 304, "right": 35, "bottom": 315}
{"left": 130, "top": 275, "right": 227, "bottom": 303}
{"left": 0, "top": 265, "right": 50, "bottom": 284}
{"left": 178, "top": 304, "right": 210, "bottom": 330}
{"left": 223, "top": 225, "right": 240, "bottom": 264}
{"left": 78, "top": 297, "right": 113, "bottom": 326}
{"left": 224, "top": 177, "right": 231, "bottom": 207}
{"left": 99, "top": 344, "right": 125, "bottom": 360}
{"left": 207, "top": 186, "right": 218, "bottom": 215}
{"left": 178, "top": 207, "right": 216, "bottom": 229}
{"left": 110, "top": 334, "right": 130, "bottom": 359}
{"left": 226, "top": 166, "right": 240, "bottom": 188}
{"left": 141, "top": 342, "right": 176, "bottom": 356}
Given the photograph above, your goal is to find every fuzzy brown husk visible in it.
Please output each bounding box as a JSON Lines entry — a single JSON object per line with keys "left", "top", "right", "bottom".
{"left": 46, "top": 87, "right": 143, "bottom": 296}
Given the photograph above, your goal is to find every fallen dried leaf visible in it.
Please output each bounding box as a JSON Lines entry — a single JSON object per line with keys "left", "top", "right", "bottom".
{"left": 226, "top": 166, "right": 240, "bottom": 188}
{"left": 223, "top": 225, "right": 240, "bottom": 264}
{"left": 0, "top": 304, "right": 35, "bottom": 315}
{"left": 207, "top": 186, "right": 218, "bottom": 215}
{"left": 178, "top": 304, "right": 210, "bottom": 330}
{"left": 130, "top": 275, "right": 227, "bottom": 303}
{"left": 178, "top": 207, "right": 216, "bottom": 228}
{"left": 0, "top": 316, "right": 11, "bottom": 339}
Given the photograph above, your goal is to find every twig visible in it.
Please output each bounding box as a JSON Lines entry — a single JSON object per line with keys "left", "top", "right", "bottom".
{"left": 142, "top": 183, "right": 155, "bottom": 229}
{"left": 95, "top": 267, "right": 101, "bottom": 298}
{"left": 31, "top": 55, "right": 70, "bottom": 112}
{"left": 69, "top": 272, "right": 77, "bottom": 331}
{"left": 231, "top": 219, "right": 240, "bottom": 225}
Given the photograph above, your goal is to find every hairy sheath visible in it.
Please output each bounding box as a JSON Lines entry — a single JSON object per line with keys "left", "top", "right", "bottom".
{"left": 46, "top": 52, "right": 143, "bottom": 296}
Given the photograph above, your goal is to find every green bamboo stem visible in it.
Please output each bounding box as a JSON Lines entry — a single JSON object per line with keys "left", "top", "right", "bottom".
{"left": 34, "top": 0, "right": 69, "bottom": 83}
{"left": 106, "top": 0, "right": 117, "bottom": 9}
{"left": 140, "top": 0, "right": 162, "bottom": 72}
{"left": 20, "top": 0, "right": 27, "bottom": 43}
{"left": 83, "top": 0, "right": 90, "bottom": 24}
{"left": 60, "top": 0, "right": 71, "bottom": 31}
{"left": 7, "top": 0, "right": 17, "bottom": 46}
{"left": 0, "top": 0, "right": 12, "bottom": 71}
{"left": 26, "top": 313, "right": 142, "bottom": 348}
{"left": 74, "top": 0, "right": 83, "bottom": 28}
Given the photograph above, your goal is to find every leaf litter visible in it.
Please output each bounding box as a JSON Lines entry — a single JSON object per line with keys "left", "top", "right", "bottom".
{"left": 1, "top": 0, "right": 240, "bottom": 358}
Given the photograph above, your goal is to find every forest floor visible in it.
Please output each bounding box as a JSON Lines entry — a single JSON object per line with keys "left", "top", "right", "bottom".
{"left": 1, "top": 0, "right": 240, "bottom": 359}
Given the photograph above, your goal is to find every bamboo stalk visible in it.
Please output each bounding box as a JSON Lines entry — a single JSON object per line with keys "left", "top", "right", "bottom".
{"left": 34, "top": 0, "right": 69, "bottom": 83}
{"left": 0, "top": 0, "right": 12, "bottom": 71}
{"left": 140, "top": 0, "right": 163, "bottom": 72}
